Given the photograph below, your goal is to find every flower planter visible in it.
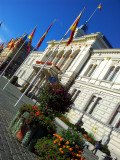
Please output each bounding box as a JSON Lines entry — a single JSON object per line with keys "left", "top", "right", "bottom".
{"left": 16, "top": 126, "right": 28, "bottom": 141}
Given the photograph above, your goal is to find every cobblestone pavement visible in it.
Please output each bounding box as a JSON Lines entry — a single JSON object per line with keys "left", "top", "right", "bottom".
{"left": 0, "top": 77, "right": 39, "bottom": 160}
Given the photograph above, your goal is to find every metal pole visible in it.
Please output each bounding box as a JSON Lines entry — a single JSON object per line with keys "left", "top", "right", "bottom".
{"left": 14, "top": 8, "right": 85, "bottom": 107}
{"left": 86, "top": 6, "right": 98, "bottom": 24}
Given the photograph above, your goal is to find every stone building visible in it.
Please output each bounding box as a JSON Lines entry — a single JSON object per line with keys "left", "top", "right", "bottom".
{"left": 0, "top": 36, "right": 30, "bottom": 76}
{"left": 16, "top": 25, "right": 120, "bottom": 159}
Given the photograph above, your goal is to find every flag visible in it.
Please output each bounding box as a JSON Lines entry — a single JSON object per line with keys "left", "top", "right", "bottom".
{"left": 8, "top": 38, "right": 13, "bottom": 48}
{"left": 98, "top": 3, "right": 101, "bottom": 11}
{"left": 9, "top": 36, "right": 18, "bottom": 50}
{"left": 13, "top": 33, "right": 26, "bottom": 50}
{"left": 37, "top": 20, "right": 55, "bottom": 50}
{"left": 67, "top": 9, "right": 84, "bottom": 46}
{"left": 27, "top": 27, "right": 36, "bottom": 52}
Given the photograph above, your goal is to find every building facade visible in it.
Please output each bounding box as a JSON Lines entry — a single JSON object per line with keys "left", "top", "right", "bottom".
{"left": 16, "top": 27, "right": 120, "bottom": 159}
{"left": 0, "top": 36, "right": 30, "bottom": 76}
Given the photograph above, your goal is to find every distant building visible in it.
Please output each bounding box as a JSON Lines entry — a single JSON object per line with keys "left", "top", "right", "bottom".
{"left": 16, "top": 25, "right": 120, "bottom": 159}
{"left": 0, "top": 36, "right": 34, "bottom": 76}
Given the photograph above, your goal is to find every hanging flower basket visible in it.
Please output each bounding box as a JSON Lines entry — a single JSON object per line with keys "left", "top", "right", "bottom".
{"left": 36, "top": 61, "right": 45, "bottom": 64}
{"left": 55, "top": 65, "right": 60, "bottom": 71}
{"left": 47, "top": 62, "right": 52, "bottom": 66}
{"left": 40, "top": 61, "right": 45, "bottom": 64}
{"left": 36, "top": 61, "right": 41, "bottom": 64}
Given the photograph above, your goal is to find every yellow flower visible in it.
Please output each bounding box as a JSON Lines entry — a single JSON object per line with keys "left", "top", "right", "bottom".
{"left": 59, "top": 148, "right": 62, "bottom": 151}
{"left": 66, "top": 146, "right": 70, "bottom": 148}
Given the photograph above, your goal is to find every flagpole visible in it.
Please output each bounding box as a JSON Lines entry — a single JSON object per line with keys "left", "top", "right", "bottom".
{"left": 14, "top": 7, "right": 85, "bottom": 107}
{"left": 86, "top": 6, "right": 99, "bottom": 24}
{"left": 3, "top": 21, "right": 54, "bottom": 90}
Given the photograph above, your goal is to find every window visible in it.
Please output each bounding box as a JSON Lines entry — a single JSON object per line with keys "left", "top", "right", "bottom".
{"left": 20, "top": 70, "right": 26, "bottom": 78}
{"left": 85, "top": 96, "right": 102, "bottom": 114}
{"left": 104, "top": 66, "right": 115, "bottom": 80}
{"left": 71, "top": 89, "right": 81, "bottom": 102}
{"left": 84, "top": 64, "right": 97, "bottom": 77}
{"left": 104, "top": 66, "right": 120, "bottom": 81}
{"left": 109, "top": 106, "right": 120, "bottom": 129}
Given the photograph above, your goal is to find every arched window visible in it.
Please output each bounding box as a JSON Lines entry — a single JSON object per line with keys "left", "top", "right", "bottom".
{"left": 109, "top": 106, "right": 120, "bottom": 129}
{"left": 84, "top": 64, "right": 97, "bottom": 77}
{"left": 110, "top": 67, "right": 120, "bottom": 81}
{"left": 71, "top": 89, "right": 81, "bottom": 102}
{"left": 104, "top": 66, "right": 115, "bottom": 80}
{"left": 85, "top": 96, "right": 102, "bottom": 115}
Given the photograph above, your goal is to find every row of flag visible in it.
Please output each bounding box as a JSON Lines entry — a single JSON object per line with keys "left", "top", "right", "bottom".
{"left": 1, "top": 3, "right": 101, "bottom": 54}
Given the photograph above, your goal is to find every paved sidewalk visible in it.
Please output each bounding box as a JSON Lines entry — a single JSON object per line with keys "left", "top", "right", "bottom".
{"left": 0, "top": 77, "right": 39, "bottom": 160}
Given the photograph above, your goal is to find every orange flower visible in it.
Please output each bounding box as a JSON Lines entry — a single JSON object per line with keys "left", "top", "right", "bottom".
{"left": 77, "top": 154, "right": 81, "bottom": 157}
{"left": 84, "top": 134, "right": 88, "bottom": 138}
{"left": 63, "top": 145, "right": 66, "bottom": 148}
{"left": 58, "top": 143, "right": 61, "bottom": 146}
{"left": 59, "top": 138, "right": 63, "bottom": 141}
{"left": 76, "top": 146, "right": 79, "bottom": 149}
{"left": 75, "top": 159, "right": 78, "bottom": 160}
{"left": 66, "top": 141, "right": 69, "bottom": 145}
{"left": 59, "top": 148, "right": 62, "bottom": 151}
{"left": 78, "top": 150, "right": 83, "bottom": 153}
{"left": 53, "top": 133, "right": 56, "bottom": 136}
{"left": 61, "top": 151, "right": 64, "bottom": 154}
{"left": 69, "top": 148, "right": 73, "bottom": 151}
{"left": 88, "top": 138, "right": 92, "bottom": 141}
{"left": 66, "top": 146, "right": 70, "bottom": 148}
{"left": 71, "top": 159, "right": 74, "bottom": 160}
{"left": 53, "top": 140, "right": 57, "bottom": 143}
{"left": 81, "top": 158, "right": 85, "bottom": 160}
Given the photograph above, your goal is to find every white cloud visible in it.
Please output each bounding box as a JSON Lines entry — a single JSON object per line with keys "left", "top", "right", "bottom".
{"left": 0, "top": 37, "right": 4, "bottom": 43}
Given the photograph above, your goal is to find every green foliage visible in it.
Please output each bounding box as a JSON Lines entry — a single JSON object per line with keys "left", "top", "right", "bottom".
{"left": 101, "top": 144, "right": 111, "bottom": 156}
{"left": 10, "top": 76, "right": 18, "bottom": 85}
{"left": 34, "top": 137, "right": 69, "bottom": 160}
{"left": 38, "top": 82, "right": 73, "bottom": 115}
{"left": 21, "top": 82, "right": 30, "bottom": 93}
{"left": 59, "top": 129, "right": 84, "bottom": 150}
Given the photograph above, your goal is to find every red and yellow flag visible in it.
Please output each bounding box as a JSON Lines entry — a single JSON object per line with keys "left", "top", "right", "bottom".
{"left": 37, "top": 20, "right": 55, "bottom": 50}
{"left": 98, "top": 3, "right": 101, "bottom": 11}
{"left": 13, "top": 33, "right": 26, "bottom": 50}
{"left": 8, "top": 38, "right": 13, "bottom": 48}
{"left": 9, "top": 36, "right": 18, "bottom": 50}
{"left": 27, "top": 27, "right": 36, "bottom": 52}
{"left": 67, "top": 9, "right": 85, "bottom": 46}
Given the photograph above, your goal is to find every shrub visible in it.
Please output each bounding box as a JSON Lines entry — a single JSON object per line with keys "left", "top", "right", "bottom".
{"left": 21, "top": 82, "right": 30, "bottom": 93}
{"left": 38, "top": 82, "right": 73, "bottom": 115}
{"left": 101, "top": 144, "right": 111, "bottom": 156}
{"left": 53, "top": 133, "right": 85, "bottom": 159}
{"left": 58, "top": 129, "right": 84, "bottom": 150}
{"left": 10, "top": 76, "right": 18, "bottom": 85}
{"left": 34, "top": 137, "right": 69, "bottom": 160}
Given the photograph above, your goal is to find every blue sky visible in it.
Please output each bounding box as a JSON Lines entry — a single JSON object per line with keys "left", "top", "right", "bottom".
{"left": 0, "top": 0, "right": 120, "bottom": 51}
